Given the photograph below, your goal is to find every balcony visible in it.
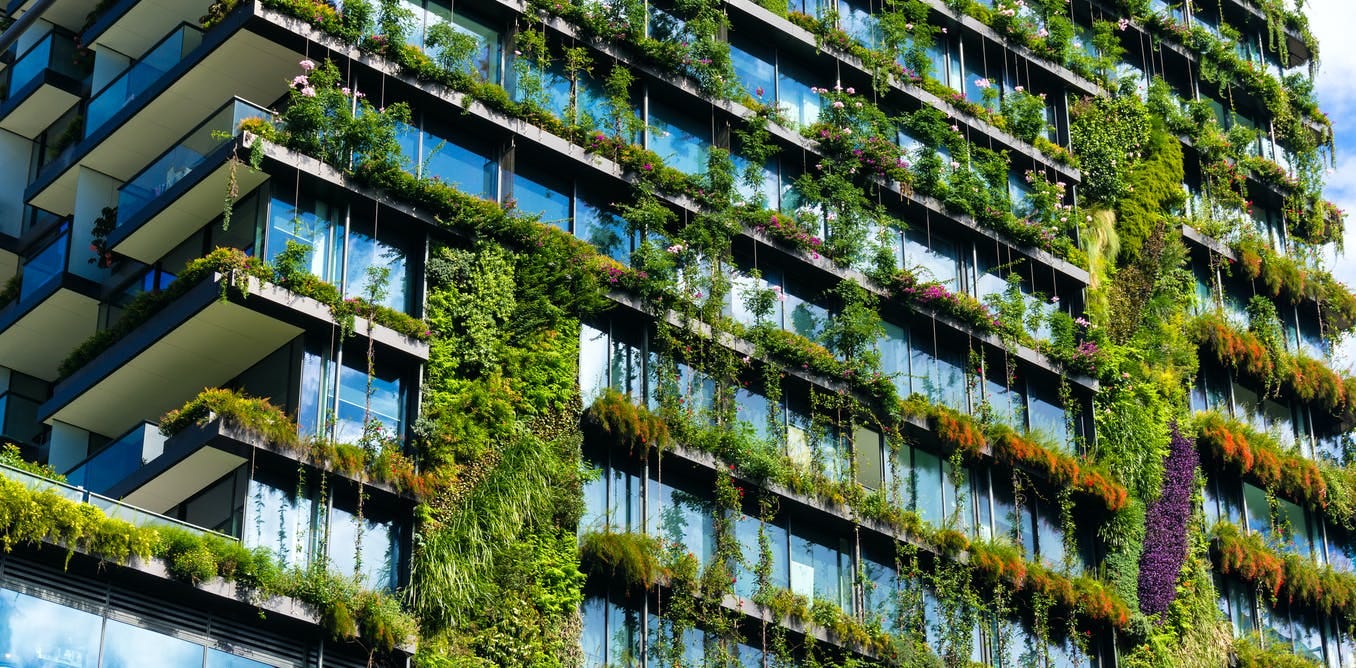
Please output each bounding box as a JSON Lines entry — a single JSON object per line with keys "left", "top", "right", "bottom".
{"left": 0, "top": 457, "right": 226, "bottom": 539}
{"left": 63, "top": 421, "right": 166, "bottom": 495}
{"left": 4, "top": 0, "right": 102, "bottom": 33}
{"left": 108, "top": 98, "right": 272, "bottom": 264}
{"left": 0, "top": 31, "right": 85, "bottom": 138}
{"left": 104, "top": 417, "right": 414, "bottom": 520}
{"left": 0, "top": 226, "right": 100, "bottom": 381}
{"left": 84, "top": 25, "right": 203, "bottom": 140}
{"left": 40, "top": 272, "right": 428, "bottom": 439}
{"left": 25, "top": 7, "right": 298, "bottom": 216}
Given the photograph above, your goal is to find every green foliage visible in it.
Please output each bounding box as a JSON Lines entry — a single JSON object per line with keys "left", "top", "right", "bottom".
{"left": 1115, "top": 123, "right": 1185, "bottom": 259}
{"left": 578, "top": 530, "right": 665, "bottom": 589}
{"left": 0, "top": 444, "right": 64, "bottom": 481}
{"left": 1071, "top": 89, "right": 1152, "bottom": 205}
{"left": 161, "top": 387, "right": 298, "bottom": 446}
{"left": 0, "top": 474, "right": 157, "bottom": 563}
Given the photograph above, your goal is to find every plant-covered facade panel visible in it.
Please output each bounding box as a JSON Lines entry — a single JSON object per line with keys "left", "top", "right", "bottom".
{"left": 0, "top": 0, "right": 1347, "bottom": 665}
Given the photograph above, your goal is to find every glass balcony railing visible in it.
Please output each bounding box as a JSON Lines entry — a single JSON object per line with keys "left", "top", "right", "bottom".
{"left": 20, "top": 205, "right": 63, "bottom": 237}
{"left": 84, "top": 24, "right": 202, "bottom": 139}
{"left": 7, "top": 31, "right": 82, "bottom": 99}
{"left": 0, "top": 458, "right": 226, "bottom": 539}
{"left": 17, "top": 226, "right": 69, "bottom": 303}
{"left": 64, "top": 422, "right": 165, "bottom": 495}
{"left": 116, "top": 98, "right": 271, "bottom": 225}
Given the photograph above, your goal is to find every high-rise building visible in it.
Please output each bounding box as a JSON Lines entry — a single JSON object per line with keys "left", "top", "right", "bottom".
{"left": 0, "top": 0, "right": 1344, "bottom": 664}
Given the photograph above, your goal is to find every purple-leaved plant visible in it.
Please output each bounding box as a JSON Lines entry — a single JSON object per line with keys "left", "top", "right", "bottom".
{"left": 1138, "top": 422, "right": 1199, "bottom": 617}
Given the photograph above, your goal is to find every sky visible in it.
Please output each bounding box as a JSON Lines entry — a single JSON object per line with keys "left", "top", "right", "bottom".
{"left": 1304, "top": 0, "right": 1356, "bottom": 367}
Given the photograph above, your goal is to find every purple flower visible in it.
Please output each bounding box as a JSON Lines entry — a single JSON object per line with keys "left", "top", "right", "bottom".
{"left": 1139, "top": 424, "right": 1199, "bottom": 617}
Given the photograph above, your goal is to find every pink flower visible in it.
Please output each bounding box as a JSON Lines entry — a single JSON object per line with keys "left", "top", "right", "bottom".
{"left": 299, "top": 59, "right": 315, "bottom": 71}
{"left": 292, "top": 75, "right": 309, "bottom": 87}
{"left": 300, "top": 86, "right": 316, "bottom": 97}
{"left": 845, "top": 86, "right": 855, "bottom": 94}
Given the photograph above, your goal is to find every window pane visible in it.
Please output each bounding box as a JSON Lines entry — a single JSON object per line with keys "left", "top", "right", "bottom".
{"left": 421, "top": 130, "right": 497, "bottom": 199}
{"left": 102, "top": 619, "right": 203, "bottom": 668}
{"left": 0, "top": 589, "right": 102, "bottom": 667}
{"left": 914, "top": 448, "right": 944, "bottom": 525}
{"left": 328, "top": 503, "right": 398, "bottom": 589}
{"left": 513, "top": 168, "right": 571, "bottom": 229}
{"left": 245, "top": 478, "right": 315, "bottom": 568}
{"left": 647, "top": 99, "right": 709, "bottom": 175}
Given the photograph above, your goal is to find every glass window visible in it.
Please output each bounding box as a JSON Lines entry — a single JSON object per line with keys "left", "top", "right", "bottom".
{"left": 903, "top": 227, "right": 960, "bottom": 291}
{"left": 330, "top": 356, "right": 405, "bottom": 443}
{"left": 878, "top": 320, "right": 910, "bottom": 398}
{"left": 646, "top": 99, "right": 710, "bottom": 175}
{"left": 789, "top": 522, "right": 850, "bottom": 609}
{"left": 513, "top": 166, "right": 572, "bottom": 228}
{"left": 650, "top": 479, "right": 715, "bottom": 566}
{"left": 343, "top": 221, "right": 411, "bottom": 313}
{"left": 839, "top": 0, "right": 881, "bottom": 46}
{"left": 579, "top": 323, "right": 610, "bottom": 404}
{"left": 729, "top": 37, "right": 775, "bottom": 101}
{"left": 783, "top": 282, "right": 828, "bottom": 340}
{"left": 580, "top": 596, "right": 606, "bottom": 665}
{"left": 1027, "top": 380, "right": 1068, "bottom": 448}
{"left": 855, "top": 425, "right": 884, "bottom": 489}
{"left": 327, "top": 503, "right": 398, "bottom": 589}
{"left": 1276, "top": 497, "right": 1314, "bottom": 559}
{"left": 734, "top": 512, "right": 761, "bottom": 599}
{"left": 576, "top": 192, "right": 631, "bottom": 264}
{"left": 734, "top": 388, "right": 771, "bottom": 441}
{"left": 245, "top": 477, "right": 317, "bottom": 568}
{"left": 777, "top": 59, "right": 821, "bottom": 128}
{"left": 861, "top": 548, "right": 897, "bottom": 623}
{"left": 267, "top": 192, "right": 342, "bottom": 284}
{"left": 1243, "top": 482, "right": 1270, "bottom": 536}
{"left": 102, "top": 619, "right": 204, "bottom": 668}
{"left": 914, "top": 447, "right": 945, "bottom": 525}
{"left": 421, "top": 127, "right": 498, "bottom": 199}
{"left": 0, "top": 588, "right": 102, "bottom": 667}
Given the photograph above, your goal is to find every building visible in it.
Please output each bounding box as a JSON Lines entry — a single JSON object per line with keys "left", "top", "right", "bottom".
{"left": 0, "top": 0, "right": 1345, "bottom": 664}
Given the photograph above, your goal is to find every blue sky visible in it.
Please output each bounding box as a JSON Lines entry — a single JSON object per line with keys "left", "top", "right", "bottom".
{"left": 1307, "top": 0, "right": 1356, "bottom": 367}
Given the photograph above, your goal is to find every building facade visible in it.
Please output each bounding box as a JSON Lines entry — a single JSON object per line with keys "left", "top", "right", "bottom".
{"left": 0, "top": 0, "right": 1345, "bottom": 665}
